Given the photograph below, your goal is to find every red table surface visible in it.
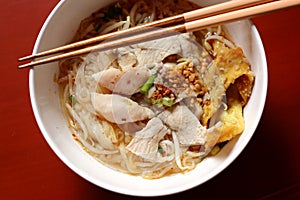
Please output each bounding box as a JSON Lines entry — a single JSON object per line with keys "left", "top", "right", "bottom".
{"left": 1, "top": 1, "right": 300, "bottom": 199}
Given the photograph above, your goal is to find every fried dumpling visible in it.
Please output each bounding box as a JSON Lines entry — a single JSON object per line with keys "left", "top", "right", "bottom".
{"left": 213, "top": 41, "right": 254, "bottom": 105}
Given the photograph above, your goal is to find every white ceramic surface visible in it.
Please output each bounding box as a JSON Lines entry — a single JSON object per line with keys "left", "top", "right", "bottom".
{"left": 29, "top": 0, "right": 268, "bottom": 196}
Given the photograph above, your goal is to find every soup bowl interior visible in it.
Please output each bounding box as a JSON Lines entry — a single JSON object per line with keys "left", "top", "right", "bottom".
{"left": 29, "top": 0, "right": 267, "bottom": 196}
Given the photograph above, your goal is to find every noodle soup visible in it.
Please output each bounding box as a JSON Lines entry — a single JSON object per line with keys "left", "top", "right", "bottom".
{"left": 30, "top": 0, "right": 267, "bottom": 195}
{"left": 57, "top": 0, "right": 254, "bottom": 179}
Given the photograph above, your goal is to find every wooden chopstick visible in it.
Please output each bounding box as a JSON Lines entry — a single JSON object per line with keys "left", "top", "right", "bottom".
{"left": 18, "top": 0, "right": 300, "bottom": 69}
{"left": 18, "top": 0, "right": 275, "bottom": 62}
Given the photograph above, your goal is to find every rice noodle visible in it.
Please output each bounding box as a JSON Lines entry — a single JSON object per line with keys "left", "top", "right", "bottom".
{"left": 129, "top": 2, "right": 138, "bottom": 26}
{"left": 172, "top": 131, "right": 190, "bottom": 171}
{"left": 123, "top": 16, "right": 131, "bottom": 29}
{"left": 65, "top": 103, "right": 89, "bottom": 140}
{"left": 181, "top": 156, "right": 196, "bottom": 169}
{"left": 205, "top": 35, "right": 235, "bottom": 49}
{"left": 119, "top": 144, "right": 140, "bottom": 174}
{"left": 186, "top": 150, "right": 205, "bottom": 158}
{"left": 142, "top": 162, "right": 174, "bottom": 179}
{"left": 100, "top": 20, "right": 127, "bottom": 34}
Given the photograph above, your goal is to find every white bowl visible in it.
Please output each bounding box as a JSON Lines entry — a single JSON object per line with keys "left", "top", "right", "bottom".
{"left": 29, "top": 0, "right": 268, "bottom": 196}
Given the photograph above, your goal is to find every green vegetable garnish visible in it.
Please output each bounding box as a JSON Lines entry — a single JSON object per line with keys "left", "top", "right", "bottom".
{"left": 162, "top": 97, "right": 174, "bottom": 107}
{"left": 151, "top": 97, "right": 174, "bottom": 107}
{"left": 140, "top": 74, "right": 157, "bottom": 94}
{"left": 151, "top": 99, "right": 163, "bottom": 107}
{"left": 177, "top": 57, "right": 187, "bottom": 63}
{"left": 69, "top": 95, "right": 76, "bottom": 105}
{"left": 210, "top": 141, "right": 228, "bottom": 156}
{"left": 158, "top": 146, "right": 163, "bottom": 154}
{"left": 210, "top": 145, "right": 220, "bottom": 156}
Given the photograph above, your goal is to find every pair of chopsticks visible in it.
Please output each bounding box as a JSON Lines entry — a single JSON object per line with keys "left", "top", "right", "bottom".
{"left": 18, "top": 0, "right": 300, "bottom": 69}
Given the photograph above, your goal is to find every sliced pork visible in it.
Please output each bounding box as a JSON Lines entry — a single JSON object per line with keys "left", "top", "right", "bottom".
{"left": 92, "top": 93, "right": 154, "bottom": 124}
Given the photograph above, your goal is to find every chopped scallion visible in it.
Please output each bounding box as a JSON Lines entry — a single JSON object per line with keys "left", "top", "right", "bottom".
{"left": 151, "top": 99, "right": 163, "bottom": 107}
{"left": 140, "top": 74, "right": 157, "bottom": 94}
{"left": 69, "top": 95, "right": 76, "bottom": 105}
{"left": 210, "top": 145, "right": 220, "bottom": 156}
{"left": 162, "top": 97, "right": 174, "bottom": 107}
{"left": 177, "top": 57, "right": 187, "bottom": 63}
{"left": 158, "top": 146, "right": 163, "bottom": 154}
